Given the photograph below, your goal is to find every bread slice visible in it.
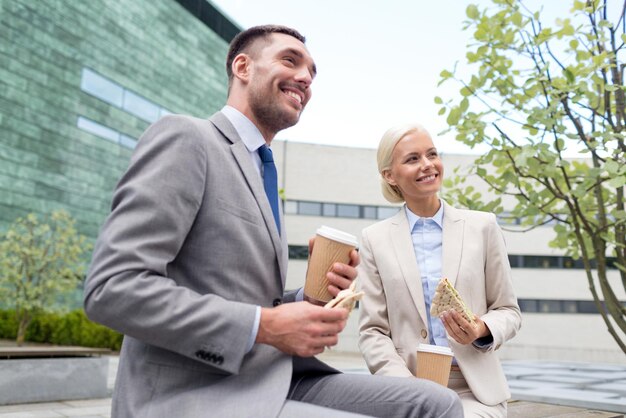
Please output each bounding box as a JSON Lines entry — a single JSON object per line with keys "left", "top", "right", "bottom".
{"left": 430, "top": 278, "right": 475, "bottom": 324}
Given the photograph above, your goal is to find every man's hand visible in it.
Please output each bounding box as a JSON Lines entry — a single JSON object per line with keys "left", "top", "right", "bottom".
{"left": 308, "top": 237, "right": 360, "bottom": 298}
{"left": 256, "top": 301, "right": 348, "bottom": 357}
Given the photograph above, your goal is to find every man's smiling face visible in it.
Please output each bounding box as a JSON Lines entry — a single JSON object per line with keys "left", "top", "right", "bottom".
{"left": 245, "top": 33, "right": 316, "bottom": 137}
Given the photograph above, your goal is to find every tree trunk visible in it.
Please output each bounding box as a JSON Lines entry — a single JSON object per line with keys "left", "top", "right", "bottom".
{"left": 16, "top": 314, "right": 30, "bottom": 347}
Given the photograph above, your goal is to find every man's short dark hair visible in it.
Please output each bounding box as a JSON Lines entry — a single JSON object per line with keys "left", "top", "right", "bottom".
{"left": 226, "top": 25, "right": 306, "bottom": 83}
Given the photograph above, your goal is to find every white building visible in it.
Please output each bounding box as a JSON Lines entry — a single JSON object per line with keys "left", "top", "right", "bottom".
{"left": 272, "top": 140, "right": 626, "bottom": 365}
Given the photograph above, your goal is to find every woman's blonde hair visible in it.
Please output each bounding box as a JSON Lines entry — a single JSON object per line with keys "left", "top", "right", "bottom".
{"left": 376, "top": 123, "right": 429, "bottom": 203}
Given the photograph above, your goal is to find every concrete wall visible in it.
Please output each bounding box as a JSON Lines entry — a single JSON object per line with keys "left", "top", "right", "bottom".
{"left": 0, "top": 357, "right": 108, "bottom": 405}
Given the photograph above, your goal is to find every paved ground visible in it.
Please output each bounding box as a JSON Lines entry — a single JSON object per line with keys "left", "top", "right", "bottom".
{"left": 505, "top": 360, "right": 626, "bottom": 414}
{"left": 0, "top": 352, "right": 624, "bottom": 417}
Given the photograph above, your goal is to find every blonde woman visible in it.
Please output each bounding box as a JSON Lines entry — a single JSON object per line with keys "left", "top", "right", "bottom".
{"left": 358, "top": 123, "right": 522, "bottom": 417}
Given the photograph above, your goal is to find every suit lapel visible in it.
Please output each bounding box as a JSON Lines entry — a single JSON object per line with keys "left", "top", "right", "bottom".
{"left": 389, "top": 209, "right": 429, "bottom": 326}
{"left": 209, "top": 112, "right": 286, "bottom": 283}
{"left": 442, "top": 201, "right": 464, "bottom": 287}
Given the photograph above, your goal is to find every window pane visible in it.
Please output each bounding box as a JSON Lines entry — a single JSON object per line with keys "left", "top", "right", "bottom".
{"left": 538, "top": 300, "right": 560, "bottom": 313}
{"left": 288, "top": 245, "right": 309, "bottom": 260}
{"left": 522, "top": 256, "right": 542, "bottom": 268}
{"left": 120, "top": 134, "right": 137, "bottom": 149}
{"left": 563, "top": 301, "right": 577, "bottom": 313}
{"left": 322, "top": 203, "right": 336, "bottom": 217}
{"left": 159, "top": 108, "right": 173, "bottom": 118}
{"left": 377, "top": 206, "right": 399, "bottom": 219}
{"left": 508, "top": 255, "right": 521, "bottom": 268}
{"left": 284, "top": 200, "right": 297, "bottom": 214}
{"left": 577, "top": 301, "right": 599, "bottom": 314}
{"left": 520, "top": 256, "right": 532, "bottom": 268}
{"left": 539, "top": 256, "right": 559, "bottom": 268}
{"left": 123, "top": 90, "right": 161, "bottom": 122}
{"left": 337, "top": 204, "right": 359, "bottom": 218}
{"left": 563, "top": 257, "right": 585, "bottom": 269}
{"left": 81, "top": 68, "right": 123, "bottom": 107}
{"left": 299, "top": 201, "right": 322, "bottom": 216}
{"left": 77, "top": 116, "right": 119, "bottom": 143}
{"left": 518, "top": 299, "right": 538, "bottom": 312}
{"left": 362, "top": 206, "right": 377, "bottom": 219}
{"left": 519, "top": 299, "right": 611, "bottom": 314}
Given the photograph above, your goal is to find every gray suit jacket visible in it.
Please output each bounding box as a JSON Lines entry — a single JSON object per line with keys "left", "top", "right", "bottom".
{"left": 84, "top": 112, "right": 334, "bottom": 417}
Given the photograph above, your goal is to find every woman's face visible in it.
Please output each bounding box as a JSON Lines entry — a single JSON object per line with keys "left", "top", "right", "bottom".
{"left": 384, "top": 130, "right": 443, "bottom": 203}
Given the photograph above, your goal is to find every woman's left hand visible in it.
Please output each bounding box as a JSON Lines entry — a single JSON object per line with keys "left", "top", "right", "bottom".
{"left": 441, "top": 310, "right": 490, "bottom": 345}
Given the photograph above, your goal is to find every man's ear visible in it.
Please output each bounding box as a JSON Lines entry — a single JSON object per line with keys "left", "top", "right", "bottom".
{"left": 231, "top": 54, "right": 251, "bottom": 83}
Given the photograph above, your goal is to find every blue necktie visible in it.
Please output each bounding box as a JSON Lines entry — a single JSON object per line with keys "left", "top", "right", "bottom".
{"left": 258, "top": 145, "right": 280, "bottom": 235}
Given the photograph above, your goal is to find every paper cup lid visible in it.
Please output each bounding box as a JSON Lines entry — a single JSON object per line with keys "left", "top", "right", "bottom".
{"left": 417, "top": 344, "right": 454, "bottom": 356}
{"left": 316, "top": 226, "right": 358, "bottom": 246}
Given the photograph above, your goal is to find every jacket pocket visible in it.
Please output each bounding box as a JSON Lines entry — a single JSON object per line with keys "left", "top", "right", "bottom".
{"left": 217, "top": 197, "right": 262, "bottom": 226}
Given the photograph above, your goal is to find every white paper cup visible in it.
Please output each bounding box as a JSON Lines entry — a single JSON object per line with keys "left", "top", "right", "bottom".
{"left": 304, "top": 226, "right": 358, "bottom": 304}
{"left": 415, "top": 344, "right": 454, "bottom": 386}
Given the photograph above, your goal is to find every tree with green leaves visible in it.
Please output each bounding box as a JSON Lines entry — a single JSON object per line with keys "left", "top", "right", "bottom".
{"left": 437, "top": 0, "right": 626, "bottom": 353}
{"left": 0, "top": 210, "right": 90, "bottom": 345}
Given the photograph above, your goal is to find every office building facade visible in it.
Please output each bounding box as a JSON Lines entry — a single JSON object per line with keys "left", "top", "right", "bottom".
{"left": 0, "top": 0, "right": 237, "bottom": 237}
{"left": 1, "top": 0, "right": 623, "bottom": 364}
{"left": 272, "top": 143, "right": 626, "bottom": 364}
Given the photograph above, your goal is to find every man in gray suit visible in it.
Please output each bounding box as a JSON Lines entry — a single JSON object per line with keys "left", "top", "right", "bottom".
{"left": 84, "top": 25, "right": 462, "bottom": 417}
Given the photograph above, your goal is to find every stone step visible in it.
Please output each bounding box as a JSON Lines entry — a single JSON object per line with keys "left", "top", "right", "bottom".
{"left": 508, "top": 400, "right": 624, "bottom": 418}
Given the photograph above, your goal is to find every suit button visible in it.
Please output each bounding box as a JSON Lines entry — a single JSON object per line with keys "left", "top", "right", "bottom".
{"left": 421, "top": 329, "right": 428, "bottom": 339}
{"left": 272, "top": 298, "right": 282, "bottom": 307}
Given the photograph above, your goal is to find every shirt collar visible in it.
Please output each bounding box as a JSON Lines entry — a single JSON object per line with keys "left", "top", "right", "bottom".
{"left": 405, "top": 200, "right": 444, "bottom": 230}
{"left": 221, "top": 105, "right": 266, "bottom": 153}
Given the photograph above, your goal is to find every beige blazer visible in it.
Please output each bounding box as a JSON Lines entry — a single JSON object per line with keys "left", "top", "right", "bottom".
{"left": 358, "top": 201, "right": 521, "bottom": 406}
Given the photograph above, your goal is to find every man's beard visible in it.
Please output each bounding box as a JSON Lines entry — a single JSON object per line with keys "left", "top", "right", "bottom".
{"left": 248, "top": 84, "right": 301, "bottom": 135}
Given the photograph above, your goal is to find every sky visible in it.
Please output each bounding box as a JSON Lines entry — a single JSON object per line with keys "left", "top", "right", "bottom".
{"left": 210, "top": 1, "right": 614, "bottom": 156}
{"left": 210, "top": 0, "right": 481, "bottom": 154}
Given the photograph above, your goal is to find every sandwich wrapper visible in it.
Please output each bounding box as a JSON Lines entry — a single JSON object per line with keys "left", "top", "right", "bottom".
{"left": 324, "top": 280, "right": 364, "bottom": 312}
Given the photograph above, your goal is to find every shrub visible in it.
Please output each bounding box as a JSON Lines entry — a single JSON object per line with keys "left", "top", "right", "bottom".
{"left": 0, "top": 309, "right": 123, "bottom": 351}
{"left": 0, "top": 310, "right": 17, "bottom": 339}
